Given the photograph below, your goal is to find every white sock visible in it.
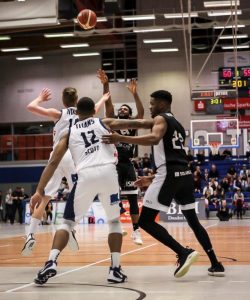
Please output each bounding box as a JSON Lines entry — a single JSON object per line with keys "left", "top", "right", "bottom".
{"left": 111, "top": 252, "right": 120, "bottom": 268}
{"left": 28, "top": 218, "right": 40, "bottom": 236}
{"left": 49, "top": 249, "right": 60, "bottom": 262}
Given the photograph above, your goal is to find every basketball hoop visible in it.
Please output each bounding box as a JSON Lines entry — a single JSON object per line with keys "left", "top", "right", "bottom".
{"left": 209, "top": 142, "right": 221, "bottom": 155}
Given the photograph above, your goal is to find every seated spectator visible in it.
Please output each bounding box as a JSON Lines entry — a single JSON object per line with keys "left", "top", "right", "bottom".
{"left": 227, "top": 166, "right": 237, "bottom": 183}
{"left": 239, "top": 164, "right": 249, "bottom": 179}
{"left": 210, "top": 190, "right": 220, "bottom": 209}
{"left": 203, "top": 183, "right": 213, "bottom": 197}
{"left": 216, "top": 199, "right": 232, "bottom": 221}
{"left": 233, "top": 189, "right": 244, "bottom": 219}
{"left": 209, "top": 178, "right": 218, "bottom": 191}
{"left": 220, "top": 177, "right": 230, "bottom": 193}
{"left": 196, "top": 150, "right": 205, "bottom": 165}
{"left": 141, "top": 153, "right": 152, "bottom": 169}
{"left": 233, "top": 175, "right": 242, "bottom": 191}
{"left": 245, "top": 140, "right": 250, "bottom": 160}
{"left": 208, "top": 164, "right": 219, "bottom": 180}
{"left": 57, "top": 178, "right": 70, "bottom": 201}
{"left": 240, "top": 174, "right": 249, "bottom": 192}
{"left": 216, "top": 184, "right": 225, "bottom": 199}
{"left": 221, "top": 149, "right": 232, "bottom": 160}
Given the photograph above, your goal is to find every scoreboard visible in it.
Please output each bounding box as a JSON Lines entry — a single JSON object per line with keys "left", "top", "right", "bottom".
{"left": 219, "top": 66, "right": 250, "bottom": 98}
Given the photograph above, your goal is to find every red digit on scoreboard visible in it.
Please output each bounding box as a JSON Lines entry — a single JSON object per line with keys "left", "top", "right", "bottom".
{"left": 243, "top": 69, "right": 250, "bottom": 77}
{"left": 223, "top": 69, "right": 232, "bottom": 78}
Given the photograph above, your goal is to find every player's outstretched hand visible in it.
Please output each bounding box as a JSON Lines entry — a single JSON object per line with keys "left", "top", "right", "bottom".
{"left": 134, "top": 176, "right": 153, "bottom": 188}
{"left": 97, "top": 69, "right": 108, "bottom": 84}
{"left": 102, "top": 132, "right": 121, "bottom": 144}
{"left": 39, "top": 88, "right": 52, "bottom": 102}
{"left": 101, "top": 92, "right": 111, "bottom": 102}
{"left": 127, "top": 79, "right": 137, "bottom": 95}
{"left": 29, "top": 192, "right": 42, "bottom": 212}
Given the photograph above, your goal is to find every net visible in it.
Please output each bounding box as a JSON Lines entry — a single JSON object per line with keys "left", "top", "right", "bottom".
{"left": 209, "top": 142, "right": 221, "bottom": 155}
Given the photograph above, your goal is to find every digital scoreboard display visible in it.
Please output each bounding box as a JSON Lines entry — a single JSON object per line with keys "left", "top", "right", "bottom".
{"left": 219, "top": 66, "right": 250, "bottom": 97}
{"left": 206, "top": 98, "right": 224, "bottom": 114}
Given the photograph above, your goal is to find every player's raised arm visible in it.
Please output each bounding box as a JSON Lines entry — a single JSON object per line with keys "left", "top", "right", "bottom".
{"left": 94, "top": 92, "right": 111, "bottom": 114}
{"left": 102, "top": 115, "right": 166, "bottom": 146}
{"left": 26, "top": 88, "right": 61, "bottom": 121}
{"left": 97, "top": 69, "right": 115, "bottom": 118}
{"left": 127, "top": 79, "right": 144, "bottom": 119}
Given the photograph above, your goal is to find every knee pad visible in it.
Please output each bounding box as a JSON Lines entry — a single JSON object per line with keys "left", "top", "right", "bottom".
{"left": 128, "top": 194, "right": 139, "bottom": 215}
{"left": 108, "top": 218, "right": 122, "bottom": 234}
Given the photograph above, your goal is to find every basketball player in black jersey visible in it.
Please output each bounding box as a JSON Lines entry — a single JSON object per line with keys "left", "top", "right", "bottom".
{"left": 102, "top": 90, "right": 225, "bottom": 278}
{"left": 97, "top": 69, "right": 144, "bottom": 245}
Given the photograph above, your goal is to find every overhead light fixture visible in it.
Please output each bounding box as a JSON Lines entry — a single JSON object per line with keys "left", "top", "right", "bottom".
{"left": 221, "top": 45, "right": 249, "bottom": 49}
{"left": 44, "top": 33, "right": 74, "bottom": 38}
{"left": 1, "top": 47, "right": 29, "bottom": 52}
{"left": 151, "top": 48, "right": 179, "bottom": 52}
{"left": 204, "top": 1, "right": 240, "bottom": 7}
{"left": 60, "top": 43, "right": 89, "bottom": 48}
{"left": 97, "top": 17, "right": 108, "bottom": 22}
{"left": 73, "top": 52, "right": 100, "bottom": 57}
{"left": 133, "top": 28, "right": 164, "bottom": 33}
{"left": 213, "top": 24, "right": 245, "bottom": 29}
{"left": 164, "top": 12, "right": 198, "bottom": 19}
{"left": 103, "top": 62, "right": 112, "bottom": 66}
{"left": 207, "top": 10, "right": 242, "bottom": 16}
{"left": 16, "top": 56, "right": 43, "bottom": 61}
{"left": 0, "top": 36, "right": 11, "bottom": 41}
{"left": 122, "top": 14, "right": 155, "bottom": 21}
{"left": 219, "top": 34, "right": 248, "bottom": 39}
{"left": 143, "top": 38, "right": 173, "bottom": 43}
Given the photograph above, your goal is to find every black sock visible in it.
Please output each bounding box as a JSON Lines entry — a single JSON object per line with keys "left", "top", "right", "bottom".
{"left": 206, "top": 248, "right": 219, "bottom": 266}
{"left": 133, "top": 223, "right": 139, "bottom": 231}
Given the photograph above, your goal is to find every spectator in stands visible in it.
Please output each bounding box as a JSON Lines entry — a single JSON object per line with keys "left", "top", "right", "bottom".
{"left": 203, "top": 183, "right": 213, "bottom": 197}
{"left": 57, "top": 178, "right": 70, "bottom": 201}
{"left": 204, "top": 190, "right": 211, "bottom": 219}
{"left": 245, "top": 140, "right": 250, "bottom": 160}
{"left": 193, "top": 166, "right": 202, "bottom": 193}
{"left": 220, "top": 177, "right": 230, "bottom": 193}
{"left": 21, "top": 188, "right": 29, "bottom": 200}
{"left": 216, "top": 199, "right": 232, "bottom": 221}
{"left": 209, "top": 178, "right": 218, "bottom": 191}
{"left": 210, "top": 190, "right": 220, "bottom": 210}
{"left": 132, "top": 157, "right": 143, "bottom": 176}
{"left": 204, "top": 168, "right": 209, "bottom": 183}
{"left": 0, "top": 190, "right": 4, "bottom": 222}
{"left": 221, "top": 149, "right": 232, "bottom": 160}
{"left": 196, "top": 150, "right": 205, "bottom": 165}
{"left": 239, "top": 164, "right": 249, "bottom": 178}
{"left": 5, "top": 188, "right": 14, "bottom": 224}
{"left": 12, "top": 186, "right": 24, "bottom": 224}
{"left": 45, "top": 201, "right": 53, "bottom": 224}
{"left": 216, "top": 184, "right": 225, "bottom": 199}
{"left": 233, "top": 189, "right": 244, "bottom": 219}
{"left": 240, "top": 175, "right": 248, "bottom": 192}
{"left": 142, "top": 153, "right": 152, "bottom": 169}
{"left": 208, "top": 164, "right": 219, "bottom": 180}
{"left": 227, "top": 166, "right": 237, "bottom": 183}
{"left": 233, "top": 175, "right": 242, "bottom": 191}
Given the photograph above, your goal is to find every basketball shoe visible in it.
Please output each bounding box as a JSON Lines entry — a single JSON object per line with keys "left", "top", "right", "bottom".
{"left": 34, "top": 260, "right": 57, "bottom": 285}
{"left": 67, "top": 229, "right": 79, "bottom": 252}
{"left": 208, "top": 262, "right": 225, "bottom": 277}
{"left": 174, "top": 248, "right": 199, "bottom": 278}
{"left": 21, "top": 234, "right": 36, "bottom": 256}
{"left": 131, "top": 229, "right": 143, "bottom": 245}
{"left": 107, "top": 266, "right": 128, "bottom": 283}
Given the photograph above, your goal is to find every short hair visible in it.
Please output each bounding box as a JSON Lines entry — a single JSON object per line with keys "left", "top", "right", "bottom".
{"left": 119, "top": 104, "right": 132, "bottom": 115}
{"left": 62, "top": 87, "right": 78, "bottom": 107}
{"left": 77, "top": 97, "right": 95, "bottom": 114}
{"left": 150, "top": 90, "right": 172, "bottom": 104}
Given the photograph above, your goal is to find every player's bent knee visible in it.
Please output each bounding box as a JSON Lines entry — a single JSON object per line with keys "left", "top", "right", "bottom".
{"left": 58, "top": 222, "right": 73, "bottom": 233}
{"left": 108, "top": 218, "right": 122, "bottom": 234}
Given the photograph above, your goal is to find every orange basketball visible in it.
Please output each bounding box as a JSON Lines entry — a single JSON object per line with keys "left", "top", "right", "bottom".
{"left": 77, "top": 9, "right": 97, "bottom": 30}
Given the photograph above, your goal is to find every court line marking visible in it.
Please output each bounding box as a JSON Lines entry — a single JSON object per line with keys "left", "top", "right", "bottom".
{"left": 4, "top": 242, "right": 158, "bottom": 293}
{"left": 0, "top": 244, "right": 10, "bottom": 248}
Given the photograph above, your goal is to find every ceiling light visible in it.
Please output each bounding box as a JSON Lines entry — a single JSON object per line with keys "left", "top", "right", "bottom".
{"left": 60, "top": 43, "right": 89, "bottom": 48}
{"left": 16, "top": 56, "right": 43, "bottom": 61}
{"left": 73, "top": 52, "right": 100, "bottom": 57}
{"left": 103, "top": 63, "right": 112, "bottom": 66}
{"left": 122, "top": 14, "right": 155, "bottom": 21}
{"left": 44, "top": 33, "right": 74, "bottom": 38}
{"left": 164, "top": 12, "right": 198, "bottom": 19}
{"left": 0, "top": 36, "right": 11, "bottom": 41}
{"left": 151, "top": 48, "right": 179, "bottom": 52}
{"left": 213, "top": 24, "right": 245, "bottom": 29}
{"left": 143, "top": 38, "right": 173, "bottom": 43}
{"left": 133, "top": 28, "right": 164, "bottom": 33}
{"left": 97, "top": 17, "right": 108, "bottom": 22}
{"left": 219, "top": 34, "right": 248, "bottom": 39}
{"left": 221, "top": 45, "right": 249, "bottom": 49}
{"left": 207, "top": 10, "right": 242, "bottom": 16}
{"left": 204, "top": 1, "right": 240, "bottom": 7}
{"left": 1, "top": 47, "right": 29, "bottom": 52}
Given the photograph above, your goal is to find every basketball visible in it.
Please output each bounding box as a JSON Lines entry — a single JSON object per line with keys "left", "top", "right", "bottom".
{"left": 77, "top": 9, "right": 97, "bottom": 30}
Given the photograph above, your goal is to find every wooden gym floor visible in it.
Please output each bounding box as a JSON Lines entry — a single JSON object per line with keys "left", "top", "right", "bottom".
{"left": 0, "top": 219, "right": 250, "bottom": 300}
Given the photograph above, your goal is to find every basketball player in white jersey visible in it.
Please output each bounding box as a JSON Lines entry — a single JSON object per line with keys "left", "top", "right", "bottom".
{"left": 31, "top": 95, "right": 152, "bottom": 285}
{"left": 22, "top": 87, "right": 108, "bottom": 256}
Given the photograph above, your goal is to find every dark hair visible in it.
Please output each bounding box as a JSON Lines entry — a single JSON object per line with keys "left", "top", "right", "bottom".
{"left": 119, "top": 104, "right": 132, "bottom": 115}
{"left": 77, "top": 97, "right": 95, "bottom": 114}
{"left": 62, "top": 87, "right": 78, "bottom": 107}
{"left": 150, "top": 90, "right": 172, "bottom": 104}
